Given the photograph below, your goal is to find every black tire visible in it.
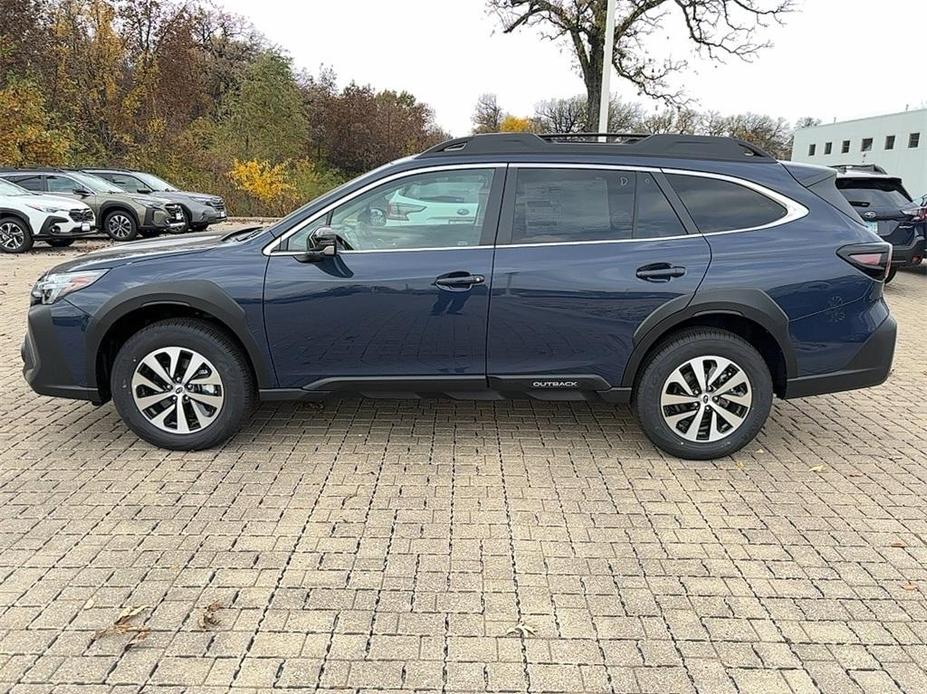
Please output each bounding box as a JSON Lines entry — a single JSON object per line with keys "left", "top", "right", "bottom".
{"left": 885, "top": 267, "right": 897, "bottom": 284}
{"left": 0, "top": 216, "right": 34, "bottom": 253}
{"left": 139, "top": 229, "right": 161, "bottom": 238}
{"left": 634, "top": 328, "right": 773, "bottom": 460}
{"left": 46, "top": 238, "right": 75, "bottom": 247}
{"left": 110, "top": 318, "right": 256, "bottom": 450}
{"left": 103, "top": 209, "right": 139, "bottom": 242}
{"left": 191, "top": 223, "right": 209, "bottom": 232}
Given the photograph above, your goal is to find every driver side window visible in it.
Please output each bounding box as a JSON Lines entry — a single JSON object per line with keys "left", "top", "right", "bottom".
{"left": 284, "top": 168, "right": 496, "bottom": 252}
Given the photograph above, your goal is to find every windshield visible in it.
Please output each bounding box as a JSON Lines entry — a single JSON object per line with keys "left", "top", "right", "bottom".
{"left": 69, "top": 171, "right": 125, "bottom": 194}
{"left": 0, "top": 179, "right": 27, "bottom": 196}
{"left": 836, "top": 179, "right": 911, "bottom": 208}
{"left": 135, "top": 172, "right": 177, "bottom": 192}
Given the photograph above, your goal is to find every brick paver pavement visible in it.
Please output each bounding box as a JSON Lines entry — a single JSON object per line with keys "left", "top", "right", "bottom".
{"left": 0, "top": 244, "right": 925, "bottom": 693}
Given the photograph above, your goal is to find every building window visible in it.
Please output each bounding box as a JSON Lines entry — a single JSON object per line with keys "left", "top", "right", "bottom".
{"left": 824, "top": 142, "right": 832, "bottom": 155}
{"left": 841, "top": 140, "right": 850, "bottom": 154}
{"left": 808, "top": 143, "right": 816, "bottom": 156}
{"left": 885, "top": 135, "right": 895, "bottom": 150}
{"left": 909, "top": 132, "right": 920, "bottom": 148}
{"left": 861, "top": 138, "right": 873, "bottom": 152}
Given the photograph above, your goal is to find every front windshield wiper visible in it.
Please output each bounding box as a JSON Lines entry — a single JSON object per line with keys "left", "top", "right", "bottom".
{"left": 222, "top": 226, "right": 264, "bottom": 242}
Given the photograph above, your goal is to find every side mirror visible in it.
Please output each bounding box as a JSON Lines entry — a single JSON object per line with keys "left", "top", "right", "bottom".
{"left": 297, "top": 227, "right": 339, "bottom": 263}
{"left": 137, "top": 188, "right": 152, "bottom": 194}
{"left": 74, "top": 188, "right": 93, "bottom": 197}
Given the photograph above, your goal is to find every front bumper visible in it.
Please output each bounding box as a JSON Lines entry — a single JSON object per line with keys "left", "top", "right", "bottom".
{"left": 38, "top": 216, "right": 96, "bottom": 238}
{"left": 199, "top": 206, "right": 227, "bottom": 224}
{"left": 142, "top": 207, "right": 187, "bottom": 232}
{"left": 783, "top": 313, "right": 896, "bottom": 399}
{"left": 22, "top": 301, "right": 101, "bottom": 402}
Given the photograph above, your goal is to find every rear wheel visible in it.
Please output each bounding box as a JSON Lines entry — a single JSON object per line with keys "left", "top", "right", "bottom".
{"left": 46, "top": 238, "right": 75, "bottom": 248}
{"left": 110, "top": 319, "right": 255, "bottom": 450}
{"left": 0, "top": 217, "right": 33, "bottom": 253}
{"left": 885, "top": 267, "right": 897, "bottom": 284}
{"left": 634, "top": 328, "right": 773, "bottom": 460}
{"left": 103, "top": 210, "right": 139, "bottom": 242}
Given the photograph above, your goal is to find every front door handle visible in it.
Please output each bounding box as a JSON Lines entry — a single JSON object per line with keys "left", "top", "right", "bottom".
{"left": 434, "top": 273, "right": 485, "bottom": 289}
{"left": 636, "top": 263, "right": 686, "bottom": 282}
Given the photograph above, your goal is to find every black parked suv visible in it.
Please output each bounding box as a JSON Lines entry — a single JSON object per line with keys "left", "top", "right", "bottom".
{"left": 833, "top": 164, "right": 925, "bottom": 282}
{"left": 83, "top": 169, "right": 227, "bottom": 231}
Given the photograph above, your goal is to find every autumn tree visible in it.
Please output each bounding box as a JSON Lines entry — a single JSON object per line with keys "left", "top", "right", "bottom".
{"left": 489, "top": 0, "right": 794, "bottom": 126}
{"left": 0, "top": 80, "right": 72, "bottom": 165}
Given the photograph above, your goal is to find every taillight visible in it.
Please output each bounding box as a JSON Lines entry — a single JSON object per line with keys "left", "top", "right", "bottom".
{"left": 901, "top": 205, "right": 927, "bottom": 222}
{"left": 386, "top": 202, "right": 426, "bottom": 221}
{"left": 837, "top": 243, "right": 893, "bottom": 280}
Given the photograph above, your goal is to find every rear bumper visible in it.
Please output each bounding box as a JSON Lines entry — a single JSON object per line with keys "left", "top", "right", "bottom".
{"left": 889, "top": 233, "right": 925, "bottom": 266}
{"left": 783, "top": 313, "right": 896, "bottom": 399}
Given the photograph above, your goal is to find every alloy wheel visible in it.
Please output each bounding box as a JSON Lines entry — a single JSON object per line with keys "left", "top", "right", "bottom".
{"left": 131, "top": 346, "right": 224, "bottom": 434}
{"left": 0, "top": 221, "right": 26, "bottom": 251}
{"left": 660, "top": 355, "right": 753, "bottom": 443}
{"left": 107, "top": 213, "right": 134, "bottom": 240}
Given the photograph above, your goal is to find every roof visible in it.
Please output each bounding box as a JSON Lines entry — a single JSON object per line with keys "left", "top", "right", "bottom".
{"left": 418, "top": 133, "right": 775, "bottom": 162}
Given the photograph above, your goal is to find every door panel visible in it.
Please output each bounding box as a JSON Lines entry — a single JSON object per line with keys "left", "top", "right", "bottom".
{"left": 264, "top": 249, "right": 494, "bottom": 387}
{"left": 487, "top": 166, "right": 711, "bottom": 388}
{"left": 263, "top": 166, "right": 504, "bottom": 389}
{"left": 488, "top": 239, "right": 710, "bottom": 385}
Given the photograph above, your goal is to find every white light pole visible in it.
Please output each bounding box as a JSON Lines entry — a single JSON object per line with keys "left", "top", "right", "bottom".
{"left": 597, "top": 0, "right": 617, "bottom": 140}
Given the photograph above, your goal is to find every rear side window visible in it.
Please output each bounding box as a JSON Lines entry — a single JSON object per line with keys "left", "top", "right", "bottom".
{"left": 510, "top": 169, "right": 684, "bottom": 244}
{"left": 666, "top": 174, "right": 787, "bottom": 233}
{"left": 8, "top": 175, "right": 44, "bottom": 192}
{"left": 835, "top": 179, "right": 911, "bottom": 209}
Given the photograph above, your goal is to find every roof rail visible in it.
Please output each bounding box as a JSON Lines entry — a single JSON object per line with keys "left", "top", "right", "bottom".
{"left": 420, "top": 132, "right": 774, "bottom": 162}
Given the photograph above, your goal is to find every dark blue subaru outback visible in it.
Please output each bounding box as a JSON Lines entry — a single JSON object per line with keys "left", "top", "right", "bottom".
{"left": 22, "top": 133, "right": 897, "bottom": 459}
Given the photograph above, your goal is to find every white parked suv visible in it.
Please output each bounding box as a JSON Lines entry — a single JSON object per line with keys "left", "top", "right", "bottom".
{"left": 0, "top": 177, "right": 95, "bottom": 253}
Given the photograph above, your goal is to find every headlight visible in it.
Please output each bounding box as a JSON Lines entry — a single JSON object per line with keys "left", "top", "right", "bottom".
{"left": 31, "top": 270, "right": 108, "bottom": 305}
{"left": 26, "top": 203, "right": 66, "bottom": 214}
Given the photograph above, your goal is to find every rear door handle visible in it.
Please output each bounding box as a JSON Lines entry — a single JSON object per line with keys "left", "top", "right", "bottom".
{"left": 636, "top": 263, "right": 686, "bottom": 282}
{"left": 434, "top": 273, "right": 485, "bottom": 289}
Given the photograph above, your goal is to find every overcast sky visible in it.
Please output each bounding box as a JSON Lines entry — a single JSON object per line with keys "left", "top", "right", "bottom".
{"left": 217, "top": 0, "right": 927, "bottom": 136}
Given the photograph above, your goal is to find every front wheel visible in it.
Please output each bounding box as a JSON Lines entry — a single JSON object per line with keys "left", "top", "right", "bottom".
{"left": 110, "top": 319, "right": 256, "bottom": 450}
{"left": 0, "top": 217, "right": 34, "bottom": 253}
{"left": 103, "top": 210, "right": 139, "bottom": 242}
{"left": 634, "top": 328, "right": 773, "bottom": 460}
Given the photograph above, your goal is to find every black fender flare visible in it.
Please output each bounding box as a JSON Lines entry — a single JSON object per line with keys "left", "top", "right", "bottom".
{"left": 99, "top": 203, "right": 140, "bottom": 229}
{"left": 86, "top": 280, "right": 274, "bottom": 389}
{"left": 620, "top": 288, "right": 798, "bottom": 388}
{"left": 0, "top": 208, "right": 33, "bottom": 234}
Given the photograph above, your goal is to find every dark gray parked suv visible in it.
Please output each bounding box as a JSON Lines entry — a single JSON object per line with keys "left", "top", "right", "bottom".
{"left": 83, "top": 169, "right": 227, "bottom": 231}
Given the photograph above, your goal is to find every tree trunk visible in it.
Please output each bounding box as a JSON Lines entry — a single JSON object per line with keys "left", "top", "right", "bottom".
{"left": 582, "top": 36, "right": 605, "bottom": 131}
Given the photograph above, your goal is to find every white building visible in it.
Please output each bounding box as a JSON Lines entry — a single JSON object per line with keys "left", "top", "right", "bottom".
{"left": 791, "top": 108, "right": 927, "bottom": 195}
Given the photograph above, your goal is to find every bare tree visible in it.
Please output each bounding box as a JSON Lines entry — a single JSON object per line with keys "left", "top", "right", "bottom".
{"left": 472, "top": 93, "right": 504, "bottom": 133}
{"left": 488, "top": 0, "right": 794, "bottom": 126}
{"left": 533, "top": 95, "right": 587, "bottom": 133}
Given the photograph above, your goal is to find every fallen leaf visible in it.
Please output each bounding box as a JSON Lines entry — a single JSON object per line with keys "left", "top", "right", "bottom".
{"left": 735, "top": 461, "right": 745, "bottom": 470}
{"left": 198, "top": 601, "right": 224, "bottom": 630}
{"left": 901, "top": 582, "right": 918, "bottom": 591}
{"left": 505, "top": 622, "right": 537, "bottom": 638}
{"left": 808, "top": 465, "right": 825, "bottom": 473}
{"left": 91, "top": 605, "right": 150, "bottom": 647}
{"left": 756, "top": 449, "right": 764, "bottom": 454}
{"left": 82, "top": 598, "right": 95, "bottom": 610}
{"left": 891, "top": 540, "right": 906, "bottom": 548}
